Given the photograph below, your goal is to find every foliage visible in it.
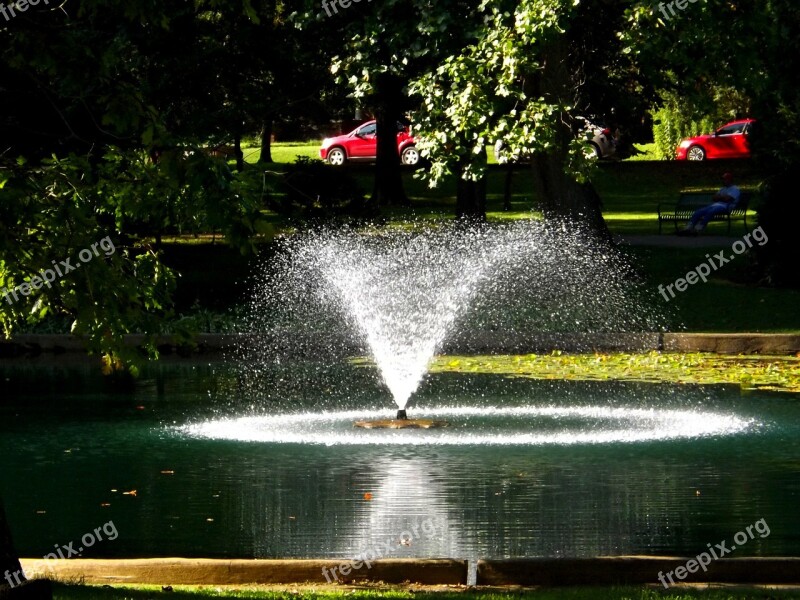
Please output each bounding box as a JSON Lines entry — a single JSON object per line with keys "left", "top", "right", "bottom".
{"left": 320, "top": 0, "right": 480, "bottom": 106}
{"left": 0, "top": 0, "right": 287, "bottom": 367}
{"left": 0, "top": 155, "right": 176, "bottom": 370}
{"left": 409, "top": 0, "right": 594, "bottom": 187}
{"left": 651, "top": 97, "right": 724, "bottom": 161}
{"left": 430, "top": 352, "right": 800, "bottom": 394}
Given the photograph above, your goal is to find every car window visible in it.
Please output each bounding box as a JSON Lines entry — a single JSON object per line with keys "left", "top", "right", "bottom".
{"left": 717, "top": 123, "right": 746, "bottom": 136}
{"left": 358, "top": 123, "right": 377, "bottom": 136}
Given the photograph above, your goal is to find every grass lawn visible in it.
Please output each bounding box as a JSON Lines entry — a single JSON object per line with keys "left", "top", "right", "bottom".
{"left": 259, "top": 142, "right": 320, "bottom": 164}
{"left": 627, "top": 245, "right": 800, "bottom": 332}
{"left": 50, "top": 583, "right": 800, "bottom": 600}
{"left": 247, "top": 144, "right": 762, "bottom": 236}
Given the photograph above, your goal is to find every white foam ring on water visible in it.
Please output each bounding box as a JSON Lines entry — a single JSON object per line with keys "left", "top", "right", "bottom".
{"left": 177, "top": 406, "right": 758, "bottom": 446}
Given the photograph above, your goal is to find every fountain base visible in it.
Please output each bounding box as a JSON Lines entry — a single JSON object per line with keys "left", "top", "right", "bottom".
{"left": 353, "top": 418, "right": 449, "bottom": 429}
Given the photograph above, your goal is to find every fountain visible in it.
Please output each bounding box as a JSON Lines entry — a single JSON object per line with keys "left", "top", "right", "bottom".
{"left": 211, "top": 220, "right": 756, "bottom": 446}
{"left": 1, "top": 219, "right": 787, "bottom": 563}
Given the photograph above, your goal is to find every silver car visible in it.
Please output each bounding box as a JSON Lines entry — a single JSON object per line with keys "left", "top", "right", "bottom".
{"left": 494, "top": 117, "right": 617, "bottom": 163}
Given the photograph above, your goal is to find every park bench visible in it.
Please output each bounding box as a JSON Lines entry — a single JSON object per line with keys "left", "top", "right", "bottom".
{"left": 657, "top": 190, "right": 752, "bottom": 234}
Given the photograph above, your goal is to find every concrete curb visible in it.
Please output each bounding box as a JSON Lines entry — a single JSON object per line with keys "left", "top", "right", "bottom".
{"left": 20, "top": 558, "right": 466, "bottom": 586}
{"left": 2, "top": 333, "right": 800, "bottom": 359}
{"left": 477, "top": 557, "right": 800, "bottom": 586}
{"left": 19, "top": 557, "right": 800, "bottom": 587}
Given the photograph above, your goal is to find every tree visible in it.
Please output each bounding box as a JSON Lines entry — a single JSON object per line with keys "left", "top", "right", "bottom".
{"left": 411, "top": 0, "right": 610, "bottom": 231}
{"left": 0, "top": 0, "right": 271, "bottom": 368}
{"left": 0, "top": 497, "right": 50, "bottom": 596}
{"left": 314, "top": 0, "right": 484, "bottom": 207}
{"left": 0, "top": 498, "right": 23, "bottom": 589}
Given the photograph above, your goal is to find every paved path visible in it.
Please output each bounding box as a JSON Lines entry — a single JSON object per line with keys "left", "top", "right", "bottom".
{"left": 618, "top": 234, "right": 736, "bottom": 248}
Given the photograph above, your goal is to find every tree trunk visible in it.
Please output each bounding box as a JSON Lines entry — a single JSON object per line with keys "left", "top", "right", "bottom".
{"left": 257, "top": 119, "right": 273, "bottom": 164}
{"left": 0, "top": 498, "right": 24, "bottom": 588}
{"left": 531, "top": 151, "right": 610, "bottom": 241}
{"left": 234, "top": 131, "right": 244, "bottom": 173}
{"left": 527, "top": 33, "right": 611, "bottom": 240}
{"left": 371, "top": 73, "right": 409, "bottom": 206}
{"left": 503, "top": 164, "right": 514, "bottom": 211}
{"left": 455, "top": 151, "right": 487, "bottom": 221}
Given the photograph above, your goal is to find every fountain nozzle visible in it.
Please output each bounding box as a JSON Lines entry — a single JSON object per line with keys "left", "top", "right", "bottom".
{"left": 396, "top": 409, "right": 408, "bottom": 420}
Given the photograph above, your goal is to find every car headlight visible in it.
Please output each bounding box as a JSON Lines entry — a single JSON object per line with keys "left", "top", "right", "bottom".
{"left": 321, "top": 138, "right": 331, "bottom": 147}
{"left": 679, "top": 140, "right": 691, "bottom": 148}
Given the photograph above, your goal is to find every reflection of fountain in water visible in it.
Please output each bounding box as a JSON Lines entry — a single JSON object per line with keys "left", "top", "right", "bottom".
{"left": 237, "top": 221, "right": 667, "bottom": 415}
{"left": 344, "top": 459, "right": 457, "bottom": 560}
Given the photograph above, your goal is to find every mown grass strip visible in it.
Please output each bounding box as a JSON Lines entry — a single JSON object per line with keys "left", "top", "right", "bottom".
{"left": 51, "top": 583, "right": 800, "bottom": 600}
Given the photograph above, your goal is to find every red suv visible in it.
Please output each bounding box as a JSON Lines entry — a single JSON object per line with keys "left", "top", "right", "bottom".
{"left": 319, "top": 120, "right": 420, "bottom": 166}
{"left": 676, "top": 119, "right": 756, "bottom": 161}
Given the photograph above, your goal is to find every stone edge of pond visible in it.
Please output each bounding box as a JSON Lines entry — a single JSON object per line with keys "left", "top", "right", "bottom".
{"left": 20, "top": 558, "right": 466, "bottom": 586}
{"left": 18, "top": 557, "right": 800, "bottom": 586}
{"left": 2, "top": 333, "right": 800, "bottom": 360}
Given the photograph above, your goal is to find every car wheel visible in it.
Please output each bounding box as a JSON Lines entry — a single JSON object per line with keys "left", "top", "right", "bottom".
{"left": 687, "top": 145, "right": 706, "bottom": 161}
{"left": 327, "top": 147, "right": 346, "bottom": 166}
{"left": 401, "top": 146, "right": 420, "bottom": 166}
{"left": 589, "top": 142, "right": 602, "bottom": 159}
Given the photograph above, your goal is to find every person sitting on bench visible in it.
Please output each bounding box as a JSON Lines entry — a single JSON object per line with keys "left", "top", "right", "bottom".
{"left": 677, "top": 172, "right": 741, "bottom": 235}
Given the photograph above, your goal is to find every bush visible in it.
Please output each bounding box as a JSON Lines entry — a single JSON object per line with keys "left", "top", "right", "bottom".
{"left": 652, "top": 104, "right": 717, "bottom": 160}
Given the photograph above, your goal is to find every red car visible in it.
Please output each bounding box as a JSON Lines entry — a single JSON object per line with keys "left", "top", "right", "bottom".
{"left": 319, "top": 120, "right": 420, "bottom": 166}
{"left": 675, "top": 119, "right": 756, "bottom": 161}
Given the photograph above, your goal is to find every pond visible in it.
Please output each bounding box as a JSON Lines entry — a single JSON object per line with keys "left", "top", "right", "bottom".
{"left": 1, "top": 361, "right": 798, "bottom": 561}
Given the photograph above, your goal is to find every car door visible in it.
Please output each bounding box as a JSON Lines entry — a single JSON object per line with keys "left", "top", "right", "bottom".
{"left": 733, "top": 122, "right": 753, "bottom": 157}
{"left": 709, "top": 123, "right": 746, "bottom": 158}
{"left": 348, "top": 122, "right": 377, "bottom": 159}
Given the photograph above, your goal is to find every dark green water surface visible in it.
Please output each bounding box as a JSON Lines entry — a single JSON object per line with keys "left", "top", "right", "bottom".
{"left": 1, "top": 360, "right": 798, "bottom": 560}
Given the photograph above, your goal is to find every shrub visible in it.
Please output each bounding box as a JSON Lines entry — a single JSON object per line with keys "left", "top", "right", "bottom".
{"left": 652, "top": 103, "right": 717, "bottom": 160}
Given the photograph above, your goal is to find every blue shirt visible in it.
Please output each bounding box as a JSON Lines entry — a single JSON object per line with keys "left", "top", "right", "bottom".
{"left": 718, "top": 185, "right": 741, "bottom": 207}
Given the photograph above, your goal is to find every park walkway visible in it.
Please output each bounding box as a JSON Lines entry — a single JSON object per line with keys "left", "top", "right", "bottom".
{"left": 618, "top": 234, "right": 739, "bottom": 248}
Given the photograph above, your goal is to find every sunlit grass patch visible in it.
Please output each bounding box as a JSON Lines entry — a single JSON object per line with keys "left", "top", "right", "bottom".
{"left": 431, "top": 352, "right": 800, "bottom": 393}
